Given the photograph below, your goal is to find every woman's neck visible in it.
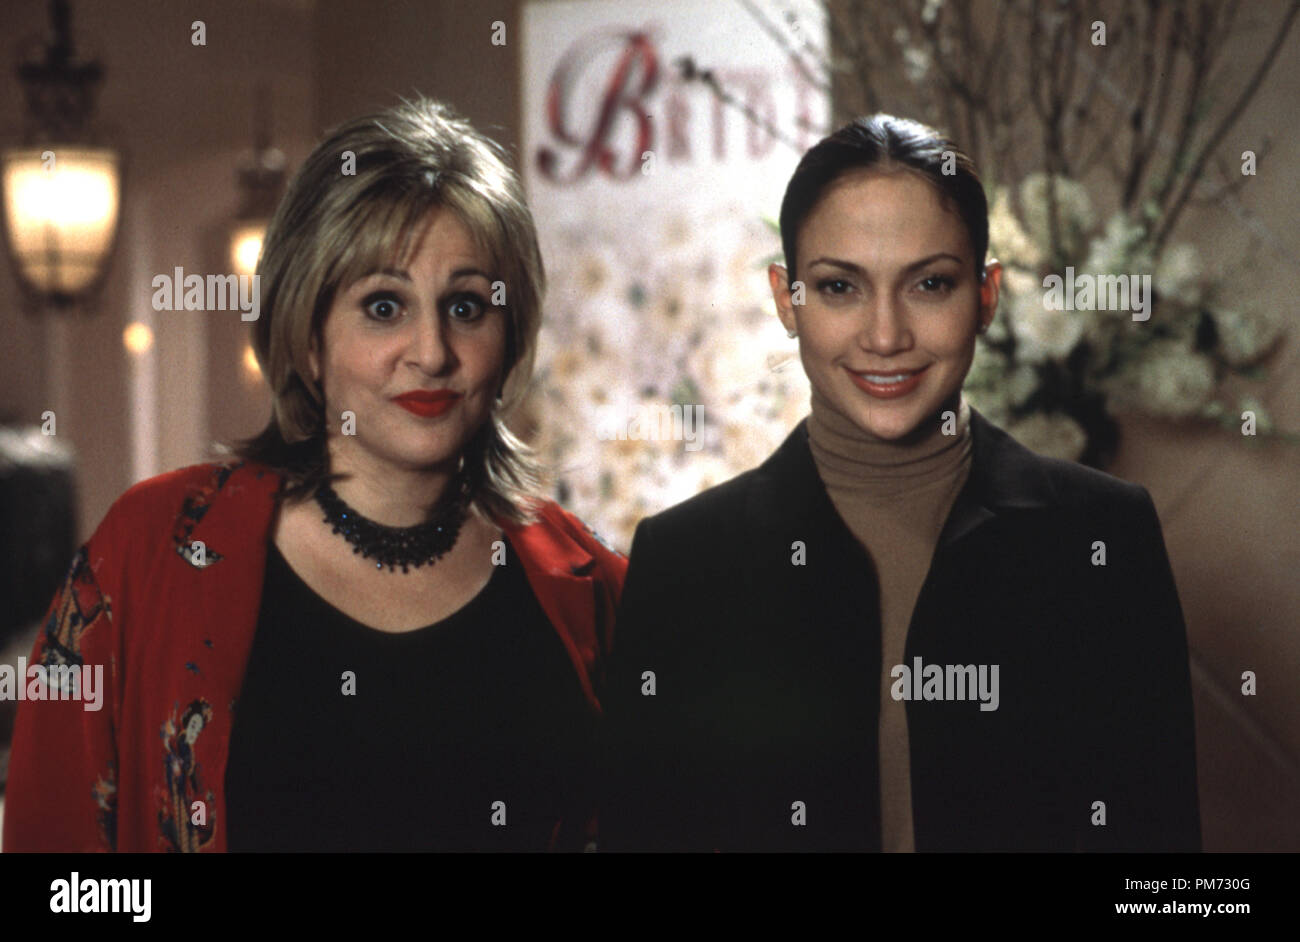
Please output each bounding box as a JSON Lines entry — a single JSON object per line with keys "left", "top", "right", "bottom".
{"left": 806, "top": 387, "right": 972, "bottom": 497}
{"left": 324, "top": 441, "right": 457, "bottom": 528}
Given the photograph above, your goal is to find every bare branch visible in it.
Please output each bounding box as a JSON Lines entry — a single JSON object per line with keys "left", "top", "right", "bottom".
{"left": 736, "top": 0, "right": 833, "bottom": 96}
{"left": 1149, "top": 3, "right": 1212, "bottom": 215}
{"left": 1192, "top": 142, "right": 1271, "bottom": 205}
{"left": 1063, "top": 2, "right": 1110, "bottom": 167}
{"left": 837, "top": 0, "right": 882, "bottom": 118}
{"left": 1136, "top": 3, "right": 1182, "bottom": 201}
{"left": 1119, "top": 1, "right": 1161, "bottom": 207}
{"left": 674, "top": 57, "right": 807, "bottom": 154}
{"left": 1154, "top": 0, "right": 1300, "bottom": 250}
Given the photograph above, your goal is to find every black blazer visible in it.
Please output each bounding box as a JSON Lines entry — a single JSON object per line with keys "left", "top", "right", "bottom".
{"left": 599, "top": 410, "right": 1201, "bottom": 852}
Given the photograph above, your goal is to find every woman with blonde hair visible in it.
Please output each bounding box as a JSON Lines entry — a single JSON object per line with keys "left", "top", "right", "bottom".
{"left": 5, "top": 98, "right": 626, "bottom": 853}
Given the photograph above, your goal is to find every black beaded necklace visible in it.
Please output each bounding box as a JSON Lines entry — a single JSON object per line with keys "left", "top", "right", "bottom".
{"left": 313, "top": 474, "right": 473, "bottom": 574}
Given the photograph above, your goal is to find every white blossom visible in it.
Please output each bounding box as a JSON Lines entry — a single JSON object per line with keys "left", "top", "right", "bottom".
{"left": 1214, "top": 307, "right": 1280, "bottom": 368}
{"left": 1019, "top": 173, "right": 1094, "bottom": 260}
{"left": 1005, "top": 363, "right": 1040, "bottom": 407}
{"left": 1104, "top": 339, "right": 1216, "bottom": 419}
{"left": 963, "top": 342, "right": 1015, "bottom": 425}
{"left": 1082, "top": 212, "right": 1151, "bottom": 276}
{"left": 1009, "top": 286, "right": 1085, "bottom": 363}
{"left": 987, "top": 188, "right": 1043, "bottom": 269}
{"left": 902, "top": 46, "right": 931, "bottom": 83}
{"left": 1154, "top": 243, "right": 1202, "bottom": 306}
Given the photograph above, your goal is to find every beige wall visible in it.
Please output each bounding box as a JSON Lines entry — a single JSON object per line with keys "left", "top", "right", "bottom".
{"left": 0, "top": 0, "right": 315, "bottom": 539}
{"left": 312, "top": 0, "right": 522, "bottom": 151}
{"left": 0, "top": 0, "right": 1295, "bottom": 849}
{"left": 1106, "top": 7, "right": 1300, "bottom": 849}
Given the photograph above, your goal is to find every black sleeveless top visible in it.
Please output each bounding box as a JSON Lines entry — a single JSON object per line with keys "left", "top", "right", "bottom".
{"left": 225, "top": 536, "right": 594, "bottom": 851}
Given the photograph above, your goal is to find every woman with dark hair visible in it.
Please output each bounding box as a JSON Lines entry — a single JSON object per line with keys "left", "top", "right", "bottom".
{"left": 4, "top": 98, "right": 626, "bottom": 853}
{"left": 600, "top": 115, "right": 1200, "bottom": 852}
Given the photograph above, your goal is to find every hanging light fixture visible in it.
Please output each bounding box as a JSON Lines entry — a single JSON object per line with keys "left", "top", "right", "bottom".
{"left": 229, "top": 83, "right": 285, "bottom": 279}
{"left": 1, "top": 0, "right": 122, "bottom": 311}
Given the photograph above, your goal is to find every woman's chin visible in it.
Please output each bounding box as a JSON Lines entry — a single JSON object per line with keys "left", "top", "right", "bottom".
{"left": 838, "top": 402, "right": 924, "bottom": 441}
{"left": 843, "top": 387, "right": 963, "bottom": 442}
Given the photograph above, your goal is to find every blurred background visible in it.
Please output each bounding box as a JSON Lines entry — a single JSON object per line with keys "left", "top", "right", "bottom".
{"left": 0, "top": 0, "right": 1296, "bottom": 850}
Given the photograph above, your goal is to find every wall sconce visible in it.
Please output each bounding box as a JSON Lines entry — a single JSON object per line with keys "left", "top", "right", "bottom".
{"left": 240, "top": 343, "right": 263, "bottom": 384}
{"left": 228, "top": 83, "right": 285, "bottom": 279}
{"left": 122, "top": 321, "right": 153, "bottom": 355}
{"left": 1, "top": 0, "right": 122, "bottom": 311}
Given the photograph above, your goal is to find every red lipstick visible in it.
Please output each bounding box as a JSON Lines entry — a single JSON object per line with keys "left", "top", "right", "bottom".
{"left": 392, "top": 389, "right": 462, "bottom": 417}
{"left": 845, "top": 364, "right": 930, "bottom": 400}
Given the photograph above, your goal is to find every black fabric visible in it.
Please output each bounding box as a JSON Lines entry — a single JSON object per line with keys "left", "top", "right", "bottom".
{"left": 599, "top": 409, "right": 1202, "bottom": 852}
{"left": 226, "top": 536, "right": 593, "bottom": 852}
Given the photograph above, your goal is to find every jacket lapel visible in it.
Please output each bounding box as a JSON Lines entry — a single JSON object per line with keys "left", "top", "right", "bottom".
{"left": 503, "top": 509, "right": 604, "bottom": 712}
{"left": 741, "top": 419, "right": 885, "bottom": 849}
{"left": 733, "top": 410, "right": 1065, "bottom": 851}
{"left": 746, "top": 408, "right": 1057, "bottom": 546}
{"left": 909, "top": 411, "right": 1068, "bottom": 850}
{"left": 938, "top": 409, "right": 1057, "bottom": 549}
{"left": 181, "top": 462, "right": 281, "bottom": 690}
{"left": 148, "top": 461, "right": 279, "bottom": 852}
{"left": 743, "top": 417, "right": 878, "bottom": 599}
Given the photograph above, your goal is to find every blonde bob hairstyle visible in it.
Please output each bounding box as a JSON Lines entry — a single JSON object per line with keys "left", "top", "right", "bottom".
{"left": 233, "top": 97, "right": 546, "bottom": 525}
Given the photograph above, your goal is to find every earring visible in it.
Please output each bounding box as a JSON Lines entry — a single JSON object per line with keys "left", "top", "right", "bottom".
{"left": 786, "top": 328, "right": 797, "bottom": 338}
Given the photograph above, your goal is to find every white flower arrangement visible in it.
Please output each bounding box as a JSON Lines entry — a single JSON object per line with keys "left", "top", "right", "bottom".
{"left": 967, "top": 174, "right": 1285, "bottom": 465}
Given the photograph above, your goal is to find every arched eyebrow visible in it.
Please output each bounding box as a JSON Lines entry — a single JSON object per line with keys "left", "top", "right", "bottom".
{"left": 805, "top": 253, "right": 965, "bottom": 276}
{"left": 447, "top": 267, "right": 495, "bottom": 282}
{"left": 357, "top": 266, "right": 495, "bottom": 283}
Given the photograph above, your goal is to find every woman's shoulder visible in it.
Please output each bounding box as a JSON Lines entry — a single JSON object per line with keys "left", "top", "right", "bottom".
{"left": 611, "top": 472, "right": 759, "bottom": 576}
{"left": 968, "top": 413, "right": 1167, "bottom": 549}
{"left": 626, "top": 422, "right": 813, "bottom": 547}
{"left": 975, "top": 414, "right": 1152, "bottom": 511}
{"left": 93, "top": 459, "right": 279, "bottom": 548}
{"left": 509, "top": 499, "right": 629, "bottom": 578}
{"left": 643, "top": 472, "right": 755, "bottom": 535}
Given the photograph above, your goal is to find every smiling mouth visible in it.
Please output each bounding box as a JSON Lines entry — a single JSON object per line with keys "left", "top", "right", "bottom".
{"left": 859, "top": 371, "right": 920, "bottom": 383}
{"left": 845, "top": 364, "right": 930, "bottom": 398}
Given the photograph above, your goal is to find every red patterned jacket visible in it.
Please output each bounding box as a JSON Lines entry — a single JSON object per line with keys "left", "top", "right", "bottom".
{"left": 2, "top": 460, "right": 626, "bottom": 852}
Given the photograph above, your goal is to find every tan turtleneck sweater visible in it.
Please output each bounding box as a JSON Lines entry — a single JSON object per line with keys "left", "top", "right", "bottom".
{"left": 806, "top": 388, "right": 973, "bottom": 853}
